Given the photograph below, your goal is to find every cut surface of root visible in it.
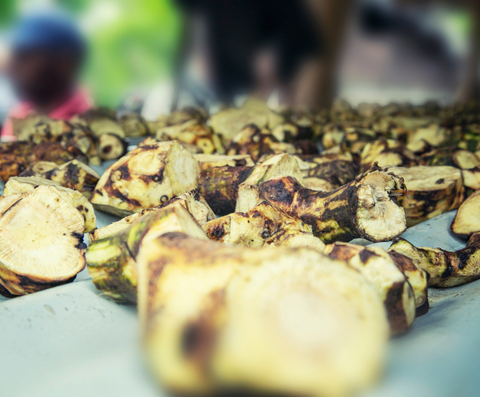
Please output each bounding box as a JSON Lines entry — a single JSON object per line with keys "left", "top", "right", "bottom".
{"left": 212, "top": 250, "right": 388, "bottom": 397}
{"left": 0, "top": 187, "right": 86, "bottom": 296}
{"left": 4, "top": 176, "right": 96, "bottom": 232}
{"left": 387, "top": 241, "right": 429, "bottom": 312}
{"left": 356, "top": 170, "right": 407, "bottom": 242}
{"left": 452, "top": 190, "right": 480, "bottom": 237}
{"left": 453, "top": 150, "right": 480, "bottom": 170}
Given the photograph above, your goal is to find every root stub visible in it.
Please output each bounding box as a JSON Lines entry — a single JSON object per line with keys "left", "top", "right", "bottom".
{"left": 259, "top": 165, "right": 406, "bottom": 243}
{"left": 389, "top": 235, "right": 480, "bottom": 288}
{"left": 138, "top": 233, "right": 388, "bottom": 397}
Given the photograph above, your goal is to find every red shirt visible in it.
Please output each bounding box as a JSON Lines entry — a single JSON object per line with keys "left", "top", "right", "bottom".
{"left": 1, "top": 89, "right": 93, "bottom": 140}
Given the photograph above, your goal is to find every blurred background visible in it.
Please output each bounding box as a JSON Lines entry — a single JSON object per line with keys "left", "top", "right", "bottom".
{"left": 0, "top": 0, "right": 477, "bottom": 126}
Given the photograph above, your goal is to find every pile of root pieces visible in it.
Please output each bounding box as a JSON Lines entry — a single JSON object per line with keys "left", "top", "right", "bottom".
{"left": 0, "top": 98, "right": 479, "bottom": 397}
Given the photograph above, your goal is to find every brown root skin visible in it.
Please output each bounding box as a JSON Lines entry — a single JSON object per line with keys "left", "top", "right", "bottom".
{"left": 325, "top": 242, "right": 415, "bottom": 334}
{"left": 199, "top": 166, "right": 253, "bottom": 216}
{"left": 89, "top": 189, "right": 215, "bottom": 243}
{"left": 297, "top": 154, "right": 359, "bottom": 187}
{"left": 259, "top": 164, "right": 406, "bottom": 243}
{"left": 91, "top": 140, "right": 200, "bottom": 215}
{"left": 387, "top": 250, "right": 429, "bottom": 314}
{"left": 235, "top": 153, "right": 304, "bottom": 213}
{"left": 21, "top": 160, "right": 100, "bottom": 198}
{"left": 86, "top": 203, "right": 207, "bottom": 303}
{"left": 32, "top": 141, "right": 89, "bottom": 165}
{"left": 388, "top": 234, "right": 480, "bottom": 288}
{"left": 0, "top": 141, "right": 33, "bottom": 182}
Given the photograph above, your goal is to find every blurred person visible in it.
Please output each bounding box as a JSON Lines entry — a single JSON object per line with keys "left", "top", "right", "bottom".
{"left": 1, "top": 12, "right": 92, "bottom": 140}
{"left": 0, "top": 37, "right": 17, "bottom": 129}
{"left": 165, "top": 0, "right": 322, "bottom": 112}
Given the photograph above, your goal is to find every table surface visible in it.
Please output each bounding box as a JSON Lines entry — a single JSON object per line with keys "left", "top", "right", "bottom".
{"left": 0, "top": 166, "right": 478, "bottom": 397}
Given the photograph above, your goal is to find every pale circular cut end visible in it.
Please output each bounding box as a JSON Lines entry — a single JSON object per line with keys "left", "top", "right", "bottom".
{"left": 356, "top": 171, "right": 406, "bottom": 241}
{"left": 0, "top": 186, "right": 85, "bottom": 281}
{"left": 213, "top": 251, "right": 388, "bottom": 397}
{"left": 453, "top": 150, "right": 480, "bottom": 170}
{"left": 452, "top": 190, "right": 480, "bottom": 237}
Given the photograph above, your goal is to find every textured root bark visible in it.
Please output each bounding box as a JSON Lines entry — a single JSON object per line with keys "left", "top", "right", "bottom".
{"left": 388, "top": 234, "right": 480, "bottom": 288}
{"left": 259, "top": 165, "right": 406, "bottom": 243}
{"left": 86, "top": 203, "right": 207, "bottom": 302}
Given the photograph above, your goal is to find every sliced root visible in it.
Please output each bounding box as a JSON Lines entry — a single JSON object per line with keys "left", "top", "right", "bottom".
{"left": 137, "top": 233, "right": 388, "bottom": 396}
{"left": 89, "top": 189, "right": 214, "bottom": 242}
{"left": 259, "top": 165, "right": 407, "bottom": 243}
{"left": 203, "top": 200, "right": 324, "bottom": 251}
{"left": 387, "top": 244, "right": 429, "bottom": 315}
{"left": 21, "top": 160, "right": 100, "bottom": 198}
{"left": 4, "top": 176, "right": 96, "bottom": 232}
{"left": 388, "top": 234, "right": 480, "bottom": 288}
{"left": 0, "top": 187, "right": 86, "bottom": 296}
{"left": 236, "top": 153, "right": 304, "bottom": 212}
{"left": 194, "top": 154, "right": 254, "bottom": 170}
{"left": 452, "top": 190, "right": 480, "bottom": 237}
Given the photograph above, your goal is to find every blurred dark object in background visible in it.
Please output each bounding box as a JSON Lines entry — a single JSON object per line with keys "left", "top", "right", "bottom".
{"left": 173, "top": 0, "right": 321, "bottom": 108}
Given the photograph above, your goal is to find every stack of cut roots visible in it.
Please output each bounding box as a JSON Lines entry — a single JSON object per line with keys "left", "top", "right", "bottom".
{"left": 1, "top": 98, "right": 479, "bottom": 396}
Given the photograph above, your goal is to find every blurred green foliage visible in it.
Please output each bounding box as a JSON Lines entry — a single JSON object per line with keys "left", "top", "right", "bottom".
{"left": 81, "top": 0, "right": 182, "bottom": 107}
{"left": 2, "top": 0, "right": 182, "bottom": 107}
